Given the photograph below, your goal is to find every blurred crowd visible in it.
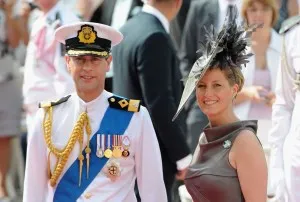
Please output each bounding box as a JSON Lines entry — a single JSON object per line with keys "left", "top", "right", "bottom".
{"left": 0, "top": 0, "right": 299, "bottom": 201}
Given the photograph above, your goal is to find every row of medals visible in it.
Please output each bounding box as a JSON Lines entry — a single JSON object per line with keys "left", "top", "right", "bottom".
{"left": 96, "top": 134, "right": 130, "bottom": 181}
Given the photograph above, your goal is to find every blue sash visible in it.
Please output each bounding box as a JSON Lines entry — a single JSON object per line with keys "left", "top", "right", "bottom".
{"left": 53, "top": 107, "right": 134, "bottom": 202}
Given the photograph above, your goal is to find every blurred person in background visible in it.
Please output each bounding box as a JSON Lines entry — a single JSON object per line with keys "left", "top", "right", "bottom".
{"left": 0, "top": 0, "right": 22, "bottom": 201}
{"left": 112, "top": 0, "right": 192, "bottom": 201}
{"left": 18, "top": 0, "right": 41, "bottom": 46}
{"left": 22, "top": 0, "right": 81, "bottom": 139}
{"left": 169, "top": 0, "right": 191, "bottom": 50}
{"left": 90, "top": 0, "right": 144, "bottom": 92}
{"left": 234, "top": 0, "right": 281, "bottom": 122}
{"left": 268, "top": 1, "right": 300, "bottom": 201}
{"left": 72, "top": 0, "right": 103, "bottom": 21}
{"left": 274, "top": 0, "right": 298, "bottom": 31}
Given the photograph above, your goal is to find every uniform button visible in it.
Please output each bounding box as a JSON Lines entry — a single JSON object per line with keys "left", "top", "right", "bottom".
{"left": 84, "top": 192, "right": 93, "bottom": 199}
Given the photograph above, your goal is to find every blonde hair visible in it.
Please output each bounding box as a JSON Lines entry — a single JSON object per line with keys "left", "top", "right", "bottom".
{"left": 209, "top": 67, "right": 245, "bottom": 92}
{"left": 241, "top": 0, "right": 279, "bottom": 26}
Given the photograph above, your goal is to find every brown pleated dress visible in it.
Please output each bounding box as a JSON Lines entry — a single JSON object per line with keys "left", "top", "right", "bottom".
{"left": 184, "top": 120, "right": 258, "bottom": 202}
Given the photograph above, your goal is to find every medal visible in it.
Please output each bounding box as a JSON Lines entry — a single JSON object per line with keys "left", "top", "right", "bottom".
{"left": 112, "top": 135, "right": 122, "bottom": 158}
{"left": 122, "top": 136, "right": 131, "bottom": 158}
{"left": 104, "top": 159, "right": 121, "bottom": 182}
{"left": 96, "top": 134, "right": 105, "bottom": 158}
{"left": 104, "top": 134, "right": 113, "bottom": 158}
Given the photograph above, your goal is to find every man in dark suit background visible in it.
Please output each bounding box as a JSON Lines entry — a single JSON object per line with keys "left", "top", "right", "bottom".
{"left": 90, "top": 0, "right": 144, "bottom": 92}
{"left": 90, "top": 0, "right": 143, "bottom": 26}
{"left": 112, "top": 0, "right": 191, "bottom": 201}
{"left": 169, "top": 0, "right": 191, "bottom": 50}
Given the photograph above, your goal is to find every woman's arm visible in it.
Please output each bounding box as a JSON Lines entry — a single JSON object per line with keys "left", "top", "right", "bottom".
{"left": 235, "top": 86, "right": 267, "bottom": 105}
{"left": 230, "top": 130, "right": 268, "bottom": 202}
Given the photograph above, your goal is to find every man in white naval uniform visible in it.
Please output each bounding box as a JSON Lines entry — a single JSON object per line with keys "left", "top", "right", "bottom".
{"left": 268, "top": 5, "right": 300, "bottom": 201}
{"left": 22, "top": 0, "right": 81, "bottom": 137}
{"left": 23, "top": 22, "right": 167, "bottom": 202}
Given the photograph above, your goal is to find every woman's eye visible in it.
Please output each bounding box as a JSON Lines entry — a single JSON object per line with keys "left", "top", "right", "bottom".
{"left": 197, "top": 85, "right": 205, "bottom": 88}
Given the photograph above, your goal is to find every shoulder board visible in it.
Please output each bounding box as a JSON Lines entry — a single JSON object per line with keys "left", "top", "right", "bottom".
{"left": 279, "top": 15, "right": 300, "bottom": 34}
{"left": 108, "top": 95, "right": 141, "bottom": 112}
{"left": 39, "top": 95, "right": 71, "bottom": 108}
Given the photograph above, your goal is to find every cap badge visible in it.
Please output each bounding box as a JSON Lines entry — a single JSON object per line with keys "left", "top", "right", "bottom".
{"left": 78, "top": 25, "right": 97, "bottom": 44}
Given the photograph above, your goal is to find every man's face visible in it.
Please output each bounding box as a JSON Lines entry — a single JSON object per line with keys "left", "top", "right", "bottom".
{"left": 65, "top": 55, "right": 112, "bottom": 95}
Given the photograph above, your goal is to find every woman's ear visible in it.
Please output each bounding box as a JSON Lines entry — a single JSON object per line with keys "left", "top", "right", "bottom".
{"left": 233, "top": 83, "right": 239, "bottom": 98}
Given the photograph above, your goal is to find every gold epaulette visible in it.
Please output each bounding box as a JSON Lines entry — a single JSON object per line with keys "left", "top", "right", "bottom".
{"left": 108, "top": 95, "right": 141, "bottom": 112}
{"left": 279, "top": 15, "right": 300, "bottom": 34}
{"left": 39, "top": 95, "right": 71, "bottom": 108}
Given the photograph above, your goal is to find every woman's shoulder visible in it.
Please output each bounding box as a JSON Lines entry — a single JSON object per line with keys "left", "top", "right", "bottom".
{"left": 232, "top": 128, "right": 262, "bottom": 154}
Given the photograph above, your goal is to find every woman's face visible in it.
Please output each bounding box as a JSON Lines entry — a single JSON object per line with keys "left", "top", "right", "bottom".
{"left": 196, "top": 68, "right": 238, "bottom": 118}
{"left": 246, "top": 1, "right": 273, "bottom": 28}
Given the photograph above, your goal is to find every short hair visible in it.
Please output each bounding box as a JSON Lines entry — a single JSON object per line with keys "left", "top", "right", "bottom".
{"left": 207, "top": 66, "right": 245, "bottom": 92}
{"left": 241, "top": 0, "right": 279, "bottom": 26}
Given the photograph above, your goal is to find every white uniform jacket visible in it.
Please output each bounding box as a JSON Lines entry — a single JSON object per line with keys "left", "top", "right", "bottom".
{"left": 23, "top": 90, "right": 168, "bottom": 202}
{"left": 268, "top": 23, "right": 300, "bottom": 202}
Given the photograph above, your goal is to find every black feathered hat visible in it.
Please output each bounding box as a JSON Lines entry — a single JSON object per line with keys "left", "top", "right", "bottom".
{"left": 173, "top": 6, "right": 261, "bottom": 120}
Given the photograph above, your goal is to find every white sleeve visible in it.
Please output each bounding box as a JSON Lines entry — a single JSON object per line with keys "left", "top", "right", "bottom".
{"left": 23, "top": 109, "right": 48, "bottom": 202}
{"left": 269, "top": 34, "right": 298, "bottom": 169}
{"left": 135, "top": 107, "right": 168, "bottom": 202}
{"left": 268, "top": 34, "right": 299, "bottom": 192}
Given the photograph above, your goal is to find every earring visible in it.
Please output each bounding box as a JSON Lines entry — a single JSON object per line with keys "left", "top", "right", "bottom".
{"left": 232, "top": 93, "right": 237, "bottom": 100}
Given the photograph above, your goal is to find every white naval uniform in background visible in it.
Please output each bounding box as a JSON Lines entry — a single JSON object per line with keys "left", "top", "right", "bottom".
{"left": 22, "top": 1, "right": 81, "bottom": 136}
{"left": 23, "top": 90, "right": 168, "bottom": 202}
{"left": 268, "top": 23, "right": 300, "bottom": 202}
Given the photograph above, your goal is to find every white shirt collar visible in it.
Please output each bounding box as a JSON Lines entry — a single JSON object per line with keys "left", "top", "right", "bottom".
{"left": 142, "top": 4, "right": 170, "bottom": 33}
{"left": 75, "top": 90, "right": 110, "bottom": 113}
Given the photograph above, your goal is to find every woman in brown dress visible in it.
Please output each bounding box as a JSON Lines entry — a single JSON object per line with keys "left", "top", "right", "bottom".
{"left": 173, "top": 6, "right": 268, "bottom": 202}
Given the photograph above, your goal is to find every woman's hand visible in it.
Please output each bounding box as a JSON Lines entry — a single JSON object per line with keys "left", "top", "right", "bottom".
{"left": 234, "top": 86, "right": 268, "bottom": 105}
{"left": 245, "top": 86, "right": 268, "bottom": 103}
{"left": 176, "top": 168, "right": 188, "bottom": 181}
{"left": 264, "top": 91, "right": 276, "bottom": 107}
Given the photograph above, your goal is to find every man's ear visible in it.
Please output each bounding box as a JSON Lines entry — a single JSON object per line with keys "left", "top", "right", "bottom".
{"left": 106, "top": 55, "right": 113, "bottom": 72}
{"left": 65, "top": 55, "right": 71, "bottom": 72}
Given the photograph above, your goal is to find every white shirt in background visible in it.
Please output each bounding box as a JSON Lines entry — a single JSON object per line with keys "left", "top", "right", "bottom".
{"left": 111, "top": 0, "right": 133, "bottom": 30}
